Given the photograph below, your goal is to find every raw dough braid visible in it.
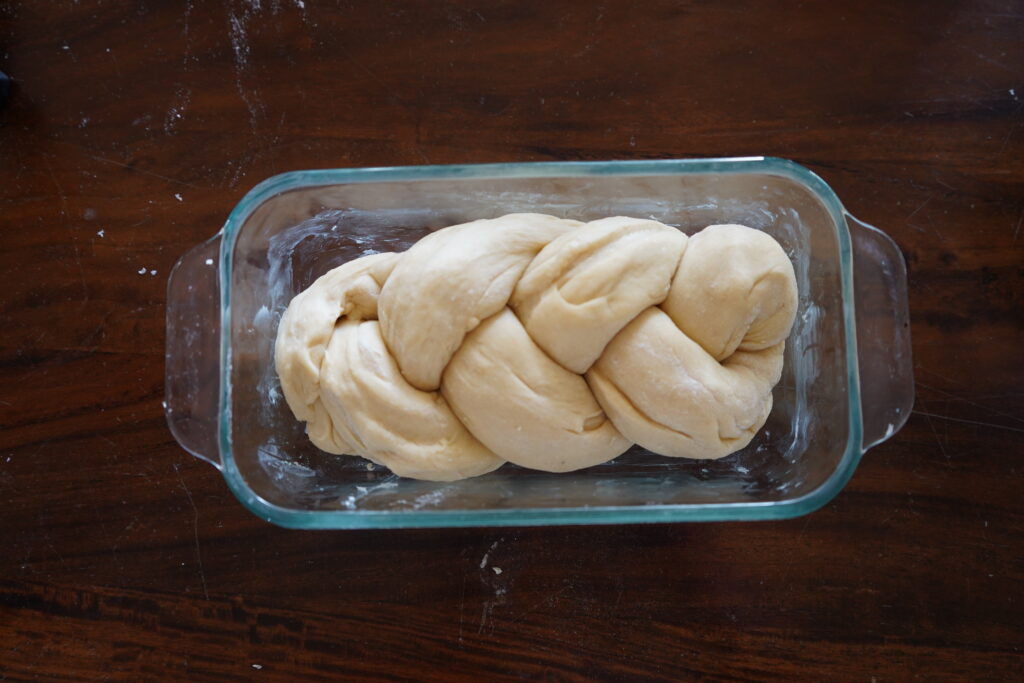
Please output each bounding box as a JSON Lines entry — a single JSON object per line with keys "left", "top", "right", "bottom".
{"left": 275, "top": 213, "right": 798, "bottom": 481}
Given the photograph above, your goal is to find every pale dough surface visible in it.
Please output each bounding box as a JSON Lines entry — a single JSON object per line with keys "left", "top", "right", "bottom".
{"left": 274, "top": 214, "right": 798, "bottom": 480}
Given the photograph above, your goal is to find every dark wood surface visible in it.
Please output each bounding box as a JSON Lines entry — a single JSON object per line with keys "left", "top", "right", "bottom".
{"left": 2, "top": 1, "right": 1022, "bottom": 680}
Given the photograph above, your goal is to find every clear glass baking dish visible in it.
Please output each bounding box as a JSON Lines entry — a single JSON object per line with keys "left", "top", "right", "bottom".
{"left": 165, "top": 157, "right": 913, "bottom": 528}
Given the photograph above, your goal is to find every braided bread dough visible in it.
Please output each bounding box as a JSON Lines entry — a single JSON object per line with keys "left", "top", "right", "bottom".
{"left": 275, "top": 214, "right": 798, "bottom": 481}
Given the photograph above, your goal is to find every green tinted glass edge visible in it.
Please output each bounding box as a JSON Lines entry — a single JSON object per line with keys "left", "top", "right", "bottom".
{"left": 216, "top": 157, "right": 864, "bottom": 528}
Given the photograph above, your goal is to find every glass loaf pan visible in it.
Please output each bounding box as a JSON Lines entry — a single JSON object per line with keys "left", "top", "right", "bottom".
{"left": 165, "top": 157, "right": 913, "bottom": 528}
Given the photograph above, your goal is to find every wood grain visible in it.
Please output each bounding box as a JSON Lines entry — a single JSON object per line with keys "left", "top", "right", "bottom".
{"left": 1, "top": 0, "right": 1021, "bottom": 680}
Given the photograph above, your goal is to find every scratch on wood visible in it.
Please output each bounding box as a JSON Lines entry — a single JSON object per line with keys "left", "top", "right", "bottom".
{"left": 458, "top": 572, "right": 466, "bottom": 645}
{"left": 64, "top": 241, "right": 89, "bottom": 307}
{"left": 87, "top": 154, "right": 200, "bottom": 189}
{"left": 998, "top": 117, "right": 1021, "bottom": 154}
{"left": 42, "top": 159, "right": 68, "bottom": 219}
{"left": 976, "top": 53, "right": 1011, "bottom": 72}
{"left": 107, "top": 48, "right": 123, "bottom": 78}
{"left": 42, "top": 159, "right": 91, "bottom": 302}
{"left": 919, "top": 409, "right": 951, "bottom": 460}
{"left": 174, "top": 463, "right": 210, "bottom": 600}
{"left": 477, "top": 602, "right": 492, "bottom": 634}
{"left": 912, "top": 410, "right": 1024, "bottom": 434}
{"left": 917, "top": 380, "right": 1024, "bottom": 424}
{"left": 906, "top": 193, "right": 934, "bottom": 221}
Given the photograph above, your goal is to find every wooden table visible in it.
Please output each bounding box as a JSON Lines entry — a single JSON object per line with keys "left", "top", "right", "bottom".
{"left": 2, "top": 1, "right": 1021, "bottom": 679}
